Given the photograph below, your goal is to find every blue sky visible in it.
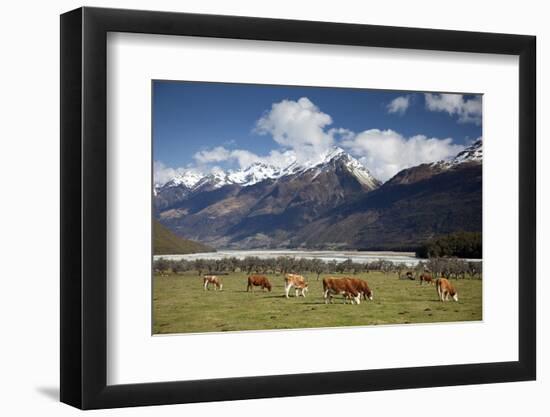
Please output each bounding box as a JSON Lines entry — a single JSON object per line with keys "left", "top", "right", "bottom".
{"left": 153, "top": 80, "right": 482, "bottom": 182}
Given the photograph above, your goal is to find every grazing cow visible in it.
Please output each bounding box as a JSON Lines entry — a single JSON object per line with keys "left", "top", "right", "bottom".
{"left": 247, "top": 275, "right": 272, "bottom": 292}
{"left": 284, "top": 273, "right": 309, "bottom": 298}
{"left": 435, "top": 278, "right": 458, "bottom": 302}
{"left": 347, "top": 278, "right": 374, "bottom": 301}
{"left": 322, "top": 277, "right": 361, "bottom": 305}
{"left": 406, "top": 271, "right": 415, "bottom": 280}
{"left": 203, "top": 275, "right": 223, "bottom": 291}
{"left": 419, "top": 273, "right": 434, "bottom": 285}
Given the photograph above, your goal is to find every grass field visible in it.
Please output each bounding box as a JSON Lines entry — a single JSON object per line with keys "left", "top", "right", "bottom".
{"left": 153, "top": 271, "right": 482, "bottom": 334}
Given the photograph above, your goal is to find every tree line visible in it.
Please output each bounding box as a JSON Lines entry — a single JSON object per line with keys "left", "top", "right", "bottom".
{"left": 415, "top": 231, "right": 482, "bottom": 259}
{"left": 154, "top": 256, "right": 482, "bottom": 280}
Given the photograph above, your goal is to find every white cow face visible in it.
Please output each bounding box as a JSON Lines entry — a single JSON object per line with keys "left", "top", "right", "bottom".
{"left": 452, "top": 293, "right": 459, "bottom": 302}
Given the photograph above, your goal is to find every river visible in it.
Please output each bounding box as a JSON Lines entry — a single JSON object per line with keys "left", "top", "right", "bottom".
{"left": 154, "top": 249, "right": 423, "bottom": 266}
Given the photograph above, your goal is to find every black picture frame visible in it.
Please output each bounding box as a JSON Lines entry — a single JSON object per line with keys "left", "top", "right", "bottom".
{"left": 60, "top": 6, "right": 536, "bottom": 410}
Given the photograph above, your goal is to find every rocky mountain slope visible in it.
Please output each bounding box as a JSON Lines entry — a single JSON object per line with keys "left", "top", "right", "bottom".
{"left": 154, "top": 141, "right": 482, "bottom": 250}
{"left": 153, "top": 219, "right": 215, "bottom": 255}
{"left": 293, "top": 140, "right": 482, "bottom": 249}
{"left": 155, "top": 148, "right": 381, "bottom": 248}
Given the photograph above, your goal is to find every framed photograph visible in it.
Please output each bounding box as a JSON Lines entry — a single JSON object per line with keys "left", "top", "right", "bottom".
{"left": 60, "top": 6, "right": 536, "bottom": 409}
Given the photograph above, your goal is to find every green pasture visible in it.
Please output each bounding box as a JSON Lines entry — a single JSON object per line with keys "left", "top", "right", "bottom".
{"left": 153, "top": 272, "right": 482, "bottom": 334}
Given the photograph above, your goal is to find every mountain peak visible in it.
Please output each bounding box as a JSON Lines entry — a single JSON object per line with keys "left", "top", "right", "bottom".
{"left": 302, "top": 147, "right": 380, "bottom": 189}
{"left": 163, "top": 170, "right": 203, "bottom": 189}
{"left": 157, "top": 146, "right": 381, "bottom": 192}
{"left": 433, "top": 139, "right": 482, "bottom": 169}
{"left": 322, "top": 146, "right": 346, "bottom": 161}
{"left": 452, "top": 139, "right": 482, "bottom": 163}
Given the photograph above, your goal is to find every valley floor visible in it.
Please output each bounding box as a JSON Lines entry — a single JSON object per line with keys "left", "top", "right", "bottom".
{"left": 153, "top": 272, "right": 482, "bottom": 334}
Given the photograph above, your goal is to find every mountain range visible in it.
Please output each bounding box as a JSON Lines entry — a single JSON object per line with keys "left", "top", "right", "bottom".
{"left": 154, "top": 140, "right": 482, "bottom": 250}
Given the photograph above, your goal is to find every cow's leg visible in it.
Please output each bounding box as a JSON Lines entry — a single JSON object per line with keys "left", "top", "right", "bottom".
{"left": 204, "top": 280, "right": 208, "bottom": 291}
{"left": 285, "top": 283, "right": 291, "bottom": 298}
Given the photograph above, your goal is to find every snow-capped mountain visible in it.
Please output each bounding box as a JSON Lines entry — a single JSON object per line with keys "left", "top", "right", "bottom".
{"left": 156, "top": 147, "right": 379, "bottom": 192}
{"left": 385, "top": 139, "right": 482, "bottom": 187}
{"left": 303, "top": 147, "right": 380, "bottom": 190}
{"left": 432, "top": 139, "right": 482, "bottom": 169}
{"left": 155, "top": 143, "right": 481, "bottom": 250}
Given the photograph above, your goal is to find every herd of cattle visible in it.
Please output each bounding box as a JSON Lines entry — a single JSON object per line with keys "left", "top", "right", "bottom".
{"left": 203, "top": 272, "right": 459, "bottom": 304}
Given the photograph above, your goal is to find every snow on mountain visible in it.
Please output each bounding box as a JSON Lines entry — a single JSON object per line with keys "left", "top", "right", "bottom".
{"left": 304, "top": 147, "right": 380, "bottom": 189}
{"left": 157, "top": 147, "right": 381, "bottom": 192}
{"left": 451, "top": 139, "right": 482, "bottom": 164}
{"left": 227, "top": 162, "right": 283, "bottom": 186}
{"left": 432, "top": 139, "right": 482, "bottom": 169}
{"left": 165, "top": 171, "right": 203, "bottom": 188}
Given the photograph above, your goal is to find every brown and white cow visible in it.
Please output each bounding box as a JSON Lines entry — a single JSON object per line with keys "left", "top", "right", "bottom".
{"left": 322, "top": 277, "right": 361, "bottom": 305}
{"left": 284, "top": 273, "right": 309, "bottom": 298}
{"left": 247, "top": 275, "right": 272, "bottom": 292}
{"left": 419, "top": 273, "right": 434, "bottom": 285}
{"left": 347, "top": 277, "right": 374, "bottom": 301}
{"left": 435, "top": 278, "right": 458, "bottom": 302}
{"left": 203, "top": 275, "right": 223, "bottom": 291}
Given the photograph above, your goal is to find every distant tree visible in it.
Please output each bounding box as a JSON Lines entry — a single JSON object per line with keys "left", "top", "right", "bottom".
{"left": 194, "top": 259, "right": 206, "bottom": 276}
{"left": 171, "top": 261, "right": 184, "bottom": 275}
{"left": 154, "top": 258, "right": 170, "bottom": 275}
{"left": 311, "top": 259, "right": 326, "bottom": 280}
{"left": 416, "top": 232, "right": 482, "bottom": 259}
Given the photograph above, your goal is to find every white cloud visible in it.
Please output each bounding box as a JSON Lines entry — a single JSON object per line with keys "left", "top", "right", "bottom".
{"left": 153, "top": 161, "right": 201, "bottom": 186}
{"left": 193, "top": 97, "right": 340, "bottom": 170}
{"left": 160, "top": 97, "right": 472, "bottom": 185}
{"left": 193, "top": 146, "right": 296, "bottom": 170}
{"left": 387, "top": 96, "right": 410, "bottom": 115}
{"left": 193, "top": 146, "right": 232, "bottom": 164}
{"left": 341, "top": 129, "right": 464, "bottom": 181}
{"left": 424, "top": 93, "right": 482, "bottom": 125}
{"left": 255, "top": 97, "right": 334, "bottom": 164}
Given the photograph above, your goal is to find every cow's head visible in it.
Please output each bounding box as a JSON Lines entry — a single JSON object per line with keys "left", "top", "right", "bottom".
{"left": 366, "top": 289, "right": 374, "bottom": 301}
{"left": 452, "top": 292, "right": 459, "bottom": 302}
{"left": 266, "top": 282, "right": 272, "bottom": 291}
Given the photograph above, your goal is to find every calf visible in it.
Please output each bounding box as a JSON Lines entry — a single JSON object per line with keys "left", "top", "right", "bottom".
{"left": 322, "top": 277, "right": 361, "bottom": 305}
{"left": 247, "top": 275, "right": 272, "bottom": 292}
{"left": 284, "top": 273, "right": 309, "bottom": 298}
{"left": 419, "top": 273, "right": 434, "bottom": 285}
{"left": 203, "top": 275, "right": 223, "bottom": 291}
{"left": 435, "top": 278, "right": 458, "bottom": 302}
